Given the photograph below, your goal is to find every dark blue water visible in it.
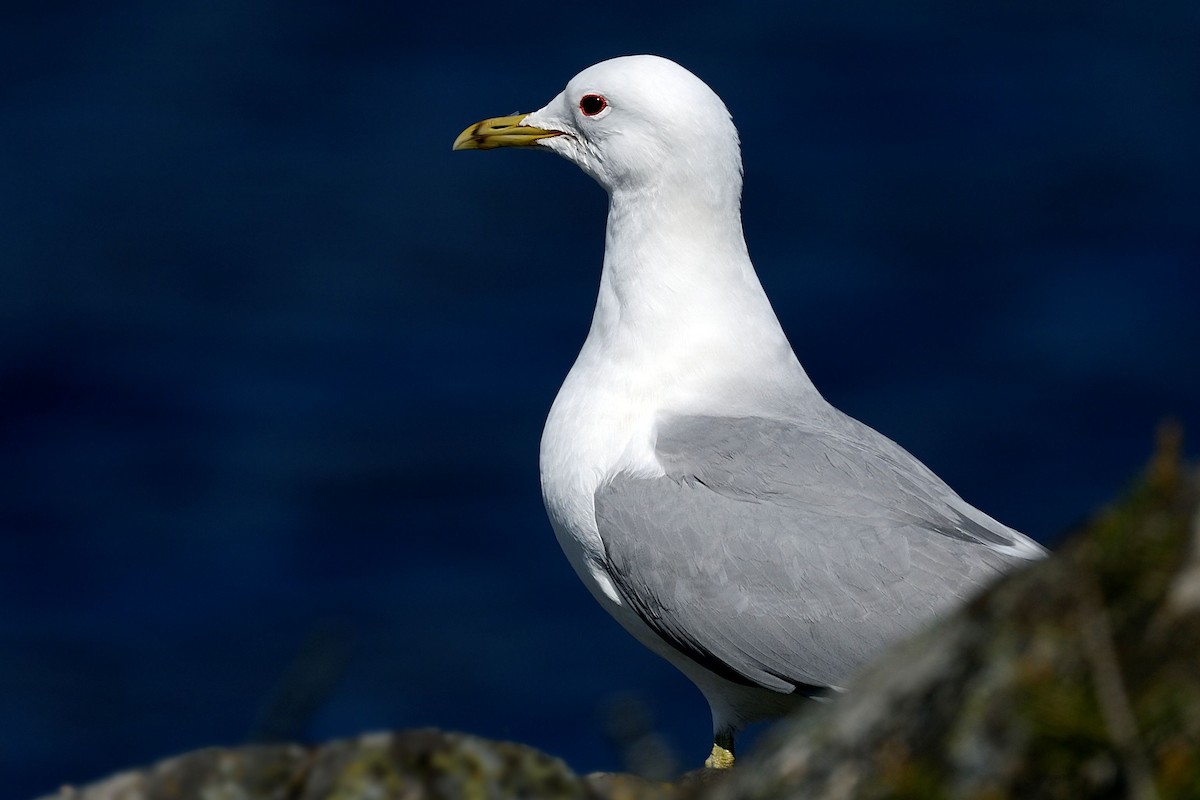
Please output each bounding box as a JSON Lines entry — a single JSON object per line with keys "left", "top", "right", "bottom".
{"left": 3, "top": 1, "right": 1198, "bottom": 795}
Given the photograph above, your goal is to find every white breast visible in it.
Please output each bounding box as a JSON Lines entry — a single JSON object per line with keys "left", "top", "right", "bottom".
{"left": 538, "top": 333, "right": 663, "bottom": 606}
{"left": 538, "top": 275, "right": 813, "bottom": 609}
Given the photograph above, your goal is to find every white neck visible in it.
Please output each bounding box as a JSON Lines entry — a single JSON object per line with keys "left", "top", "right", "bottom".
{"left": 582, "top": 183, "right": 812, "bottom": 409}
{"left": 542, "top": 182, "right": 818, "bottom": 495}
{"left": 538, "top": 175, "right": 820, "bottom": 600}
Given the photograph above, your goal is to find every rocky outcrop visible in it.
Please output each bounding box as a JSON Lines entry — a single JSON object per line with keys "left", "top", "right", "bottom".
{"left": 40, "top": 730, "right": 674, "bottom": 800}
{"left": 42, "top": 429, "right": 1200, "bottom": 799}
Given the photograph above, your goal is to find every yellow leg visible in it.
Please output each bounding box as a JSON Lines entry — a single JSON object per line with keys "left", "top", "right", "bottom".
{"left": 705, "top": 741, "right": 735, "bottom": 769}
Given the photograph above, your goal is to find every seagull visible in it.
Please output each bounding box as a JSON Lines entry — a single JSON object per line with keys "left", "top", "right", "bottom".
{"left": 453, "top": 55, "right": 1045, "bottom": 769}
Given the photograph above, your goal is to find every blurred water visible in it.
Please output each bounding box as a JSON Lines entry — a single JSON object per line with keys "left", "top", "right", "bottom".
{"left": 2, "top": 1, "right": 1198, "bottom": 796}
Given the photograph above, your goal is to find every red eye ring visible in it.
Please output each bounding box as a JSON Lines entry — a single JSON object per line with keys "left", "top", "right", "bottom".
{"left": 579, "top": 94, "right": 608, "bottom": 116}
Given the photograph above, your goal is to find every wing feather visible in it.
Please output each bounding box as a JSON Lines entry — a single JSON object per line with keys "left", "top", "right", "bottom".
{"left": 593, "top": 413, "right": 1043, "bottom": 692}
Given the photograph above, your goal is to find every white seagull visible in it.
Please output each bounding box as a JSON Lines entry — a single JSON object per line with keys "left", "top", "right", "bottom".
{"left": 453, "top": 54, "right": 1045, "bottom": 769}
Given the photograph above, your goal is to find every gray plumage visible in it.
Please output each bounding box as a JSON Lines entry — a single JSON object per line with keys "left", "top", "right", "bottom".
{"left": 595, "top": 413, "right": 1029, "bottom": 694}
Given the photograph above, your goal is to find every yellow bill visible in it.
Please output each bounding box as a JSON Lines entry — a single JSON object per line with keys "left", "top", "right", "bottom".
{"left": 452, "top": 114, "right": 562, "bottom": 151}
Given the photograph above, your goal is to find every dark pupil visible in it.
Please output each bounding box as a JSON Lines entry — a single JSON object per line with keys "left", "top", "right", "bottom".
{"left": 581, "top": 95, "right": 605, "bottom": 115}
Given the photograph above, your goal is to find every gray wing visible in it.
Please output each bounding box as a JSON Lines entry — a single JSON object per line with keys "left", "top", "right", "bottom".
{"left": 593, "top": 413, "right": 1043, "bottom": 693}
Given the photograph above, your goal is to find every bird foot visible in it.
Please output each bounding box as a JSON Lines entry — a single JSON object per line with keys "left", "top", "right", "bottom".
{"left": 704, "top": 743, "right": 735, "bottom": 769}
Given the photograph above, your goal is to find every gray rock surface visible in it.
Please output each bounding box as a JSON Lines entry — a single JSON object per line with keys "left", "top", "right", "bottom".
{"left": 40, "top": 730, "right": 674, "bottom": 800}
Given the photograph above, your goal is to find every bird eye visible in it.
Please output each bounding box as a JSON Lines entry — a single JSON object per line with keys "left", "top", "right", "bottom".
{"left": 579, "top": 94, "right": 608, "bottom": 116}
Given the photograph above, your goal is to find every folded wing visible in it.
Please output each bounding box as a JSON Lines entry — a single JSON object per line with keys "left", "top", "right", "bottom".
{"left": 593, "top": 413, "right": 1043, "bottom": 693}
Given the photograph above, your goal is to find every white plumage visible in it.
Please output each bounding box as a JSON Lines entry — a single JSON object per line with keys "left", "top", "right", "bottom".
{"left": 454, "top": 55, "right": 1044, "bottom": 768}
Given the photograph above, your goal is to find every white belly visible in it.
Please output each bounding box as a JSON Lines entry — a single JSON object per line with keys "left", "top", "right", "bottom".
{"left": 539, "top": 380, "right": 807, "bottom": 730}
{"left": 538, "top": 353, "right": 659, "bottom": 603}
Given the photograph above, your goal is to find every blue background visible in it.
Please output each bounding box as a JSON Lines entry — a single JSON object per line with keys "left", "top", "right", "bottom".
{"left": 3, "top": 1, "right": 1198, "bottom": 795}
